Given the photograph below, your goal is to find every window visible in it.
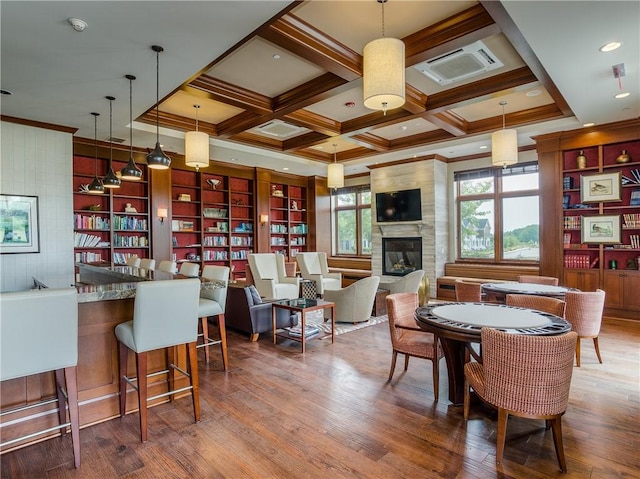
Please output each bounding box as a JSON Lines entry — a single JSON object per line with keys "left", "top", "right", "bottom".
{"left": 456, "top": 163, "right": 539, "bottom": 262}
{"left": 332, "top": 187, "right": 371, "bottom": 256}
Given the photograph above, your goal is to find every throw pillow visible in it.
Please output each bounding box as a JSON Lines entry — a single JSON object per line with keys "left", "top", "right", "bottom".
{"left": 247, "top": 285, "right": 262, "bottom": 304}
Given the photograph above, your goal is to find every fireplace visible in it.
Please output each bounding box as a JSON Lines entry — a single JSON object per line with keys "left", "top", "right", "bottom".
{"left": 382, "top": 237, "right": 422, "bottom": 276}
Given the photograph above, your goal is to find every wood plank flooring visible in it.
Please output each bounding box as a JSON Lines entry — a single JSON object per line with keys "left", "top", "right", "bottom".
{"left": 1, "top": 317, "right": 639, "bottom": 478}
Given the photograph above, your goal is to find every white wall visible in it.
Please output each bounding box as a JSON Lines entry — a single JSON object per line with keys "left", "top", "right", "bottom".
{"left": 1, "top": 121, "right": 74, "bottom": 292}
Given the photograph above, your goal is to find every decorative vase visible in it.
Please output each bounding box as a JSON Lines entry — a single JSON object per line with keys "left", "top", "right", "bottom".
{"left": 576, "top": 150, "right": 587, "bottom": 169}
{"left": 418, "top": 275, "right": 430, "bottom": 306}
{"left": 616, "top": 149, "right": 631, "bottom": 164}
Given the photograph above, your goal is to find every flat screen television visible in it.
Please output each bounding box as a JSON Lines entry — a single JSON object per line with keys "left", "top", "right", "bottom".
{"left": 375, "top": 188, "right": 422, "bottom": 222}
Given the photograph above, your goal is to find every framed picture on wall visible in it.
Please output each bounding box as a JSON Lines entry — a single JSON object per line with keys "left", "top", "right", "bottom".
{"left": 0, "top": 194, "right": 40, "bottom": 254}
{"left": 581, "top": 215, "right": 621, "bottom": 244}
{"left": 580, "top": 172, "right": 622, "bottom": 203}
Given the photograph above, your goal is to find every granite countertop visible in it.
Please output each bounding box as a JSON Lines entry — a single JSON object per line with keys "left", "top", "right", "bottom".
{"left": 33, "top": 264, "right": 227, "bottom": 304}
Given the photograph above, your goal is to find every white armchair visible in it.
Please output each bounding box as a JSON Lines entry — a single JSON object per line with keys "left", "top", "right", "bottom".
{"left": 323, "top": 276, "right": 380, "bottom": 323}
{"left": 247, "top": 253, "right": 300, "bottom": 300}
{"left": 379, "top": 270, "right": 425, "bottom": 295}
{"left": 296, "top": 252, "right": 342, "bottom": 295}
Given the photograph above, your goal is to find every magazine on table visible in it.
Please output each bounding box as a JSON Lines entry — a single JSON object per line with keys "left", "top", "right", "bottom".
{"left": 287, "top": 324, "right": 321, "bottom": 338}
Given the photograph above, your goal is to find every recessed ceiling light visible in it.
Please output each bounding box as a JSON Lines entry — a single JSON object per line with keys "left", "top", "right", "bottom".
{"left": 230, "top": 157, "right": 237, "bottom": 162}
{"left": 479, "top": 145, "right": 488, "bottom": 149}
{"left": 582, "top": 122, "right": 595, "bottom": 127}
{"left": 0, "top": 89, "right": 12, "bottom": 95}
{"left": 272, "top": 54, "right": 281, "bottom": 60}
{"left": 400, "top": 126, "right": 408, "bottom": 131}
{"left": 615, "top": 92, "right": 630, "bottom": 99}
{"left": 526, "top": 89, "right": 541, "bottom": 97}
{"left": 283, "top": 167, "right": 289, "bottom": 171}
{"left": 600, "top": 42, "right": 622, "bottom": 52}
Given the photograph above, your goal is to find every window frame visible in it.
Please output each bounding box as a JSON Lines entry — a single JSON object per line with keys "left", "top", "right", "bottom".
{"left": 455, "top": 162, "right": 540, "bottom": 264}
{"left": 331, "top": 186, "right": 371, "bottom": 257}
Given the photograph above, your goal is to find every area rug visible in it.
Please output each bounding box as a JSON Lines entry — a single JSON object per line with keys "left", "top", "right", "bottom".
{"left": 302, "top": 310, "right": 388, "bottom": 337}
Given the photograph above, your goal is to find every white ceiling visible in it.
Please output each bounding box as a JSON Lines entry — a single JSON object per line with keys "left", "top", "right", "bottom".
{"left": 1, "top": 1, "right": 638, "bottom": 178}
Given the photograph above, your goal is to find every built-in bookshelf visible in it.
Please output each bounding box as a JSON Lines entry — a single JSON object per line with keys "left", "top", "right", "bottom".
{"left": 171, "top": 169, "right": 201, "bottom": 265}
{"left": 73, "top": 155, "right": 150, "bottom": 265}
{"left": 269, "top": 183, "right": 308, "bottom": 259}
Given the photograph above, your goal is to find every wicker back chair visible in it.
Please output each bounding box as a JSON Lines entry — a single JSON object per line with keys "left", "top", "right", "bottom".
{"left": 386, "top": 293, "right": 442, "bottom": 401}
{"left": 505, "top": 294, "right": 566, "bottom": 317}
{"left": 564, "top": 289, "right": 606, "bottom": 367}
{"left": 455, "top": 280, "right": 482, "bottom": 302}
{"left": 517, "top": 275, "right": 559, "bottom": 286}
{"left": 464, "top": 328, "right": 578, "bottom": 472}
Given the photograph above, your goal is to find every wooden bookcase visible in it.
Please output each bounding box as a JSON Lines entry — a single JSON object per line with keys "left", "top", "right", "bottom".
{"left": 170, "top": 169, "right": 255, "bottom": 277}
{"left": 73, "top": 155, "right": 150, "bottom": 265}
{"left": 536, "top": 119, "right": 640, "bottom": 319}
{"left": 269, "top": 183, "right": 308, "bottom": 259}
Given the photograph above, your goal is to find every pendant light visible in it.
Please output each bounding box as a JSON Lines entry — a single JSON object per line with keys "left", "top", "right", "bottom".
{"left": 185, "top": 104, "right": 209, "bottom": 171}
{"left": 146, "top": 45, "right": 171, "bottom": 169}
{"left": 327, "top": 143, "right": 344, "bottom": 189}
{"left": 102, "top": 95, "right": 121, "bottom": 189}
{"left": 87, "top": 112, "right": 105, "bottom": 194}
{"left": 363, "top": 0, "right": 405, "bottom": 115}
{"left": 120, "top": 74, "right": 143, "bottom": 181}
{"left": 491, "top": 101, "right": 518, "bottom": 168}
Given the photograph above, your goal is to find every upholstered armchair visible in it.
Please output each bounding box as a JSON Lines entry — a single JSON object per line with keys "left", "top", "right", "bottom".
{"left": 323, "top": 276, "right": 380, "bottom": 323}
{"left": 379, "top": 269, "right": 425, "bottom": 294}
{"left": 296, "top": 252, "right": 342, "bottom": 296}
{"left": 247, "top": 253, "right": 300, "bottom": 300}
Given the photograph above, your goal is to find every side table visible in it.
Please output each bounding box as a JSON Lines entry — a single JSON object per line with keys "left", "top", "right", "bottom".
{"left": 299, "top": 279, "right": 318, "bottom": 299}
{"left": 372, "top": 288, "right": 390, "bottom": 317}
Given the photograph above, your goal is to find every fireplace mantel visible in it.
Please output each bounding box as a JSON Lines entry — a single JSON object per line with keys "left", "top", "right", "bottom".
{"left": 376, "top": 222, "right": 431, "bottom": 235}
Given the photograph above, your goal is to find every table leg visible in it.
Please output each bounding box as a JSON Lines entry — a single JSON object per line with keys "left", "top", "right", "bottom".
{"left": 330, "top": 305, "right": 335, "bottom": 344}
{"left": 439, "top": 337, "right": 467, "bottom": 405}
{"left": 272, "top": 304, "right": 277, "bottom": 345}
{"left": 301, "top": 310, "right": 306, "bottom": 353}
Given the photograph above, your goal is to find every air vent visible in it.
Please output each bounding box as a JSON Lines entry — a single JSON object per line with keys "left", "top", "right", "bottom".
{"left": 106, "top": 136, "right": 126, "bottom": 143}
{"left": 253, "top": 120, "right": 308, "bottom": 139}
{"left": 414, "top": 40, "right": 503, "bottom": 85}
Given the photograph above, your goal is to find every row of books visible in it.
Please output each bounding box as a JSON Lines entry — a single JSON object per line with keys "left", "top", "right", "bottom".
{"left": 622, "top": 213, "right": 640, "bottom": 228}
{"left": 113, "top": 215, "right": 148, "bottom": 231}
{"left": 74, "top": 232, "right": 108, "bottom": 247}
{"left": 629, "top": 235, "right": 640, "bottom": 249}
{"left": 621, "top": 170, "right": 640, "bottom": 185}
{"left": 564, "top": 254, "right": 597, "bottom": 269}
{"left": 203, "top": 235, "right": 227, "bottom": 246}
{"left": 113, "top": 252, "right": 140, "bottom": 265}
{"left": 203, "top": 250, "right": 228, "bottom": 261}
{"left": 113, "top": 234, "right": 148, "bottom": 248}
{"left": 563, "top": 216, "right": 581, "bottom": 229}
{"left": 75, "top": 251, "right": 103, "bottom": 263}
{"left": 74, "top": 214, "right": 110, "bottom": 230}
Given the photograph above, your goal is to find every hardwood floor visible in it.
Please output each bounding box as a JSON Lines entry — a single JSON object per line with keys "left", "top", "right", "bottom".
{"left": 2, "top": 317, "right": 639, "bottom": 478}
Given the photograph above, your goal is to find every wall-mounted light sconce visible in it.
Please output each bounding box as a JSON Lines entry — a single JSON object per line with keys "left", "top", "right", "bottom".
{"left": 157, "top": 208, "right": 168, "bottom": 223}
{"left": 260, "top": 214, "right": 269, "bottom": 226}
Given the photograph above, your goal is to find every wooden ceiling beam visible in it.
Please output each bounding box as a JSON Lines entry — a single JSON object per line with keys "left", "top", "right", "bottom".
{"left": 348, "top": 133, "right": 390, "bottom": 152}
{"left": 188, "top": 76, "right": 272, "bottom": 115}
{"left": 424, "top": 110, "right": 469, "bottom": 137}
{"left": 284, "top": 109, "right": 341, "bottom": 137}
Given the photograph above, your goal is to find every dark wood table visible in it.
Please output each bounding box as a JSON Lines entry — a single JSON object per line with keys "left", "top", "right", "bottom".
{"left": 415, "top": 302, "right": 571, "bottom": 405}
{"left": 482, "top": 282, "right": 573, "bottom": 303}
{"left": 272, "top": 298, "right": 335, "bottom": 353}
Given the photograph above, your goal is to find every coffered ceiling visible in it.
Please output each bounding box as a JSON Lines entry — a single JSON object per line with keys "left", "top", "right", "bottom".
{"left": 1, "top": 1, "right": 638, "bottom": 178}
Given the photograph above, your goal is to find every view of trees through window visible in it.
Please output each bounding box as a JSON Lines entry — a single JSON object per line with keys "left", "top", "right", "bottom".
{"left": 333, "top": 188, "right": 371, "bottom": 256}
{"left": 457, "top": 163, "right": 539, "bottom": 262}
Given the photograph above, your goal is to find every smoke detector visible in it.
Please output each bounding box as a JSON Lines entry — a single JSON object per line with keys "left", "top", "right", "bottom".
{"left": 68, "top": 18, "right": 88, "bottom": 32}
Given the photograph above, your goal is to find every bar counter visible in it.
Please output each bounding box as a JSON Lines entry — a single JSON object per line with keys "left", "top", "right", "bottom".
{"left": 2, "top": 264, "right": 215, "bottom": 453}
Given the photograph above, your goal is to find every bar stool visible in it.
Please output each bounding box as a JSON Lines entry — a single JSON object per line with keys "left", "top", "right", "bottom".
{"left": 198, "top": 266, "right": 230, "bottom": 368}
{"left": 0, "top": 288, "right": 80, "bottom": 468}
{"left": 126, "top": 255, "right": 141, "bottom": 267}
{"left": 115, "top": 279, "right": 201, "bottom": 442}
{"left": 139, "top": 258, "right": 156, "bottom": 270}
{"left": 179, "top": 262, "right": 200, "bottom": 277}
{"left": 158, "top": 260, "right": 177, "bottom": 274}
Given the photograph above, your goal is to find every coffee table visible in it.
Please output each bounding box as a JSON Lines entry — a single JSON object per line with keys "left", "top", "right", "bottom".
{"left": 272, "top": 298, "right": 335, "bottom": 353}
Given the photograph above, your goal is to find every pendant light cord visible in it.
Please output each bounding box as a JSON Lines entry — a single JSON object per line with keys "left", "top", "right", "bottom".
{"left": 94, "top": 114, "right": 98, "bottom": 176}
{"left": 381, "top": 0, "right": 385, "bottom": 37}
{"left": 129, "top": 77, "right": 133, "bottom": 153}
{"left": 155, "top": 49, "right": 160, "bottom": 141}
{"left": 109, "top": 97, "right": 113, "bottom": 169}
{"left": 333, "top": 143, "right": 338, "bottom": 163}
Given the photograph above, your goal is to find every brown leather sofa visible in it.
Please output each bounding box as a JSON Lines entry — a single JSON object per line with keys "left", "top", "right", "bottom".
{"left": 225, "top": 285, "right": 298, "bottom": 341}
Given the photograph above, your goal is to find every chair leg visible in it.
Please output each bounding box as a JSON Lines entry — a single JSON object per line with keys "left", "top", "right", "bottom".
{"left": 404, "top": 354, "right": 410, "bottom": 371}
{"left": 593, "top": 337, "right": 603, "bottom": 364}
{"left": 200, "top": 316, "right": 210, "bottom": 363}
{"left": 218, "top": 314, "right": 228, "bottom": 371}
{"left": 496, "top": 408, "right": 509, "bottom": 465}
{"left": 118, "top": 340, "right": 129, "bottom": 417}
{"left": 575, "top": 337, "right": 581, "bottom": 367}
{"left": 54, "top": 369, "right": 68, "bottom": 435}
{"left": 64, "top": 366, "right": 81, "bottom": 468}
{"left": 136, "top": 351, "right": 148, "bottom": 443}
{"left": 167, "top": 346, "right": 176, "bottom": 402}
{"left": 463, "top": 378, "right": 470, "bottom": 420}
{"left": 432, "top": 356, "right": 439, "bottom": 402}
{"left": 187, "top": 342, "right": 201, "bottom": 423}
{"left": 549, "top": 415, "right": 567, "bottom": 472}
{"left": 388, "top": 350, "right": 398, "bottom": 381}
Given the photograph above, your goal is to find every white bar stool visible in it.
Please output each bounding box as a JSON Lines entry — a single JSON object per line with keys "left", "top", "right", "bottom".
{"left": 115, "top": 279, "right": 201, "bottom": 442}
{"left": 198, "top": 265, "right": 230, "bottom": 368}
{"left": 0, "top": 288, "right": 80, "bottom": 468}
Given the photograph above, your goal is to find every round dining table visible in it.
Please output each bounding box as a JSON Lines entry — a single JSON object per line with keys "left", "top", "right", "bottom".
{"left": 482, "top": 282, "right": 574, "bottom": 303}
{"left": 415, "top": 302, "right": 571, "bottom": 405}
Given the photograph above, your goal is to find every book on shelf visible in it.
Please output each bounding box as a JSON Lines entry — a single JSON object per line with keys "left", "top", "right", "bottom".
{"left": 630, "top": 189, "right": 640, "bottom": 206}
{"left": 287, "top": 324, "right": 321, "bottom": 338}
